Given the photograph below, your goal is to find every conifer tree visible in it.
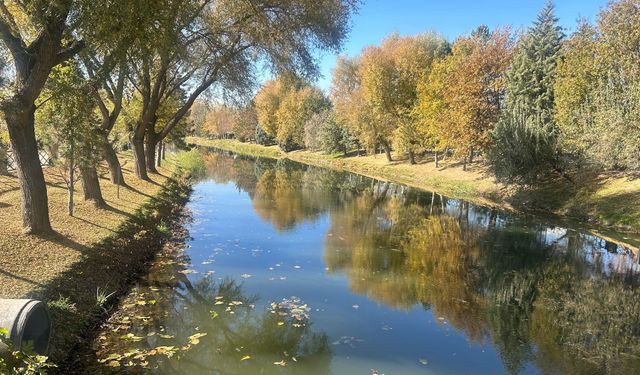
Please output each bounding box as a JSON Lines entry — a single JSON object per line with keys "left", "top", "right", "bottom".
{"left": 490, "top": 1, "right": 564, "bottom": 184}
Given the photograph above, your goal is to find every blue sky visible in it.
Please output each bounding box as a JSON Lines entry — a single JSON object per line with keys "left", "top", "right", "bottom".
{"left": 313, "top": 0, "right": 609, "bottom": 91}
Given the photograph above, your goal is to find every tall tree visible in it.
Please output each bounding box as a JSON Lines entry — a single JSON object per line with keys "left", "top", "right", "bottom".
{"left": 417, "top": 27, "right": 513, "bottom": 168}
{"left": 386, "top": 33, "right": 448, "bottom": 164}
{"left": 490, "top": 2, "right": 564, "bottom": 184}
{"left": 37, "top": 63, "right": 103, "bottom": 215}
{"left": 130, "top": 0, "right": 358, "bottom": 179}
{"left": 275, "top": 85, "right": 329, "bottom": 151}
{"left": 255, "top": 77, "right": 293, "bottom": 138}
{"left": 0, "top": 2, "right": 83, "bottom": 233}
{"left": 0, "top": 0, "right": 151, "bottom": 233}
{"left": 556, "top": 1, "right": 640, "bottom": 171}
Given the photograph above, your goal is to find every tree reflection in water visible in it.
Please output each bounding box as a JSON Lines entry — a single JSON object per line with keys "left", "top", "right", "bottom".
{"left": 93, "top": 244, "right": 331, "bottom": 374}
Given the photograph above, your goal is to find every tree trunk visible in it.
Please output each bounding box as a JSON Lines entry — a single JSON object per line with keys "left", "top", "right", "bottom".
{"left": 145, "top": 131, "right": 158, "bottom": 174}
{"left": 131, "top": 135, "right": 149, "bottom": 181}
{"left": 80, "top": 165, "right": 106, "bottom": 208}
{"left": 382, "top": 142, "right": 393, "bottom": 162}
{"left": 5, "top": 107, "right": 52, "bottom": 234}
{"left": 468, "top": 148, "right": 474, "bottom": 163}
{"left": 0, "top": 143, "right": 8, "bottom": 175}
{"left": 161, "top": 142, "right": 166, "bottom": 160}
{"left": 408, "top": 150, "right": 416, "bottom": 165}
{"left": 463, "top": 156, "right": 467, "bottom": 171}
{"left": 101, "top": 135, "right": 126, "bottom": 186}
{"left": 156, "top": 141, "right": 163, "bottom": 168}
{"left": 434, "top": 151, "right": 439, "bottom": 168}
{"left": 68, "top": 148, "right": 74, "bottom": 217}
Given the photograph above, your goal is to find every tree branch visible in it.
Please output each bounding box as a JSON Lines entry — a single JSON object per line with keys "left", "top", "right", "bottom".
{"left": 55, "top": 40, "right": 86, "bottom": 65}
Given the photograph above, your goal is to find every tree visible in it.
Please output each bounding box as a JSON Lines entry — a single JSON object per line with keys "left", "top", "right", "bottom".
{"left": 83, "top": 58, "right": 128, "bottom": 186}
{"left": 358, "top": 45, "right": 397, "bottom": 161}
{"left": 490, "top": 2, "right": 564, "bottom": 184}
{"left": 129, "top": 0, "right": 358, "bottom": 179}
{"left": 554, "top": 21, "right": 599, "bottom": 163}
{"left": 275, "top": 85, "right": 330, "bottom": 151}
{"left": 304, "top": 109, "right": 353, "bottom": 155}
{"left": 0, "top": 2, "right": 84, "bottom": 232}
{"left": 233, "top": 104, "right": 257, "bottom": 142}
{"left": 37, "top": 64, "right": 103, "bottom": 215}
{"left": 417, "top": 27, "right": 513, "bottom": 169}
{"left": 0, "top": 0, "right": 153, "bottom": 233}
{"left": 384, "top": 33, "right": 448, "bottom": 164}
{"left": 203, "top": 105, "right": 235, "bottom": 138}
{"left": 556, "top": 1, "right": 640, "bottom": 171}
{"left": 255, "top": 78, "right": 292, "bottom": 138}
{"left": 0, "top": 123, "right": 8, "bottom": 175}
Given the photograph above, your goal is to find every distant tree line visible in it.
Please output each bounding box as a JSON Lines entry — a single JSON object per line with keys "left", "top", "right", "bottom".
{"left": 205, "top": 0, "right": 640, "bottom": 188}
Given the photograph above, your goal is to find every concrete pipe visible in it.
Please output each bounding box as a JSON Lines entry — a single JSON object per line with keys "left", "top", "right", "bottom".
{"left": 0, "top": 299, "right": 51, "bottom": 355}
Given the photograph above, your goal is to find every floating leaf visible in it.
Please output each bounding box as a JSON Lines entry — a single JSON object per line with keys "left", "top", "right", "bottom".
{"left": 240, "top": 355, "right": 251, "bottom": 361}
{"left": 273, "top": 360, "right": 287, "bottom": 366}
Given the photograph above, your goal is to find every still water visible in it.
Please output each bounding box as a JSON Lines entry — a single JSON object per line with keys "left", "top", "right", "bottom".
{"left": 95, "top": 150, "right": 640, "bottom": 374}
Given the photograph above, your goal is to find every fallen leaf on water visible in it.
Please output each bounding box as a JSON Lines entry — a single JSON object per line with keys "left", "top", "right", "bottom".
{"left": 277, "top": 321, "right": 285, "bottom": 326}
{"left": 419, "top": 358, "right": 428, "bottom": 365}
{"left": 188, "top": 332, "right": 207, "bottom": 345}
{"left": 240, "top": 355, "right": 251, "bottom": 361}
{"left": 273, "top": 360, "right": 286, "bottom": 366}
{"left": 241, "top": 274, "right": 252, "bottom": 279}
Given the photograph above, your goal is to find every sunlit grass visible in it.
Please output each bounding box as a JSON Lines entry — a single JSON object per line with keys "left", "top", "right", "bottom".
{"left": 0, "top": 154, "right": 176, "bottom": 298}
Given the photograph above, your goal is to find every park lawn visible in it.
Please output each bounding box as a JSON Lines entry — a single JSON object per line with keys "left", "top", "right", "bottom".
{"left": 0, "top": 154, "right": 175, "bottom": 299}
{"left": 188, "top": 137, "right": 640, "bottom": 236}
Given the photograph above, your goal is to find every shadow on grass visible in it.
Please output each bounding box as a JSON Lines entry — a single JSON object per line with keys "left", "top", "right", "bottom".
{"left": 0, "top": 268, "right": 45, "bottom": 289}
{"left": 24, "top": 175, "right": 193, "bottom": 373}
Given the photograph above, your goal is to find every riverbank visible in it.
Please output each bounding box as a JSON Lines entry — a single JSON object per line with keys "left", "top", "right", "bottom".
{"left": 188, "top": 137, "right": 640, "bottom": 235}
{"left": 0, "top": 154, "right": 194, "bottom": 370}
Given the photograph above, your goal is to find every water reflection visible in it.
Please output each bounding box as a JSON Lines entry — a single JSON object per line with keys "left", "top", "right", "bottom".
{"left": 93, "top": 244, "right": 332, "bottom": 374}
{"left": 95, "top": 151, "right": 640, "bottom": 374}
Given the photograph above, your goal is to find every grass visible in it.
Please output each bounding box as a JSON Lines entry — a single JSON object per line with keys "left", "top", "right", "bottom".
{"left": 0, "top": 153, "right": 194, "bottom": 369}
{"left": 0, "top": 154, "right": 173, "bottom": 299}
{"left": 195, "top": 138, "right": 284, "bottom": 159}
{"left": 188, "top": 137, "right": 640, "bottom": 235}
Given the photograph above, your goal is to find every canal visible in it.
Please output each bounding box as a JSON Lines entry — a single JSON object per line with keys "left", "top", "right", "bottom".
{"left": 93, "top": 150, "right": 640, "bottom": 374}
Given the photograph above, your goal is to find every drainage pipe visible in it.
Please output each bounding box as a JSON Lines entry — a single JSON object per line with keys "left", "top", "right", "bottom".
{"left": 0, "top": 299, "right": 51, "bottom": 356}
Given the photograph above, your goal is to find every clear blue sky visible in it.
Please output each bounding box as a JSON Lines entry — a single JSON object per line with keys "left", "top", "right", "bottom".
{"left": 314, "top": 0, "right": 608, "bottom": 91}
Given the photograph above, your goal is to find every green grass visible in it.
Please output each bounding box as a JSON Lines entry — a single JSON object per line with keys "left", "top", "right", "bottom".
{"left": 188, "top": 137, "right": 284, "bottom": 159}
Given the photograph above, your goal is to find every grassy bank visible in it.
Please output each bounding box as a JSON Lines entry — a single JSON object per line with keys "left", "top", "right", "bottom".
{"left": 0, "top": 153, "right": 195, "bottom": 370}
{"left": 188, "top": 137, "right": 640, "bottom": 235}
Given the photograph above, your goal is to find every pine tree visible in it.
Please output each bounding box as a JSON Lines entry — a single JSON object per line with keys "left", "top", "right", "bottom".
{"left": 490, "top": 1, "right": 564, "bottom": 185}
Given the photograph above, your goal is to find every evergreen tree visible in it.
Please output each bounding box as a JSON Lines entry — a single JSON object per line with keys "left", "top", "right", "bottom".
{"left": 490, "top": 1, "right": 564, "bottom": 184}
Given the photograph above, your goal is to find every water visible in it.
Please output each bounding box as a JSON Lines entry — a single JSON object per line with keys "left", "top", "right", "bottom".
{"left": 94, "top": 150, "right": 640, "bottom": 375}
